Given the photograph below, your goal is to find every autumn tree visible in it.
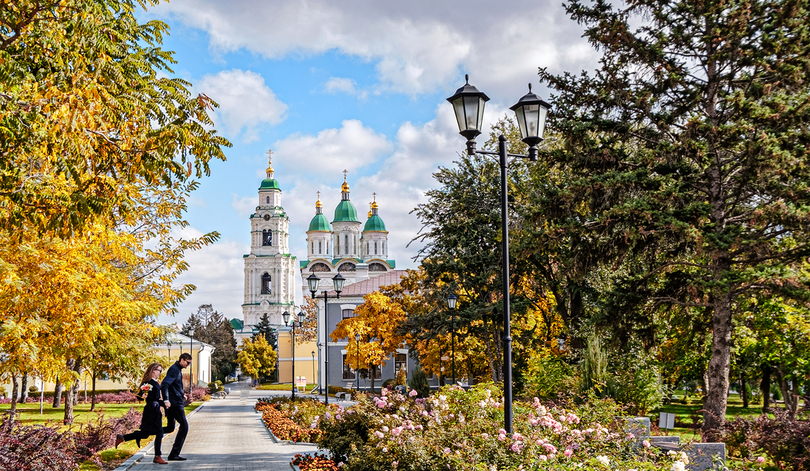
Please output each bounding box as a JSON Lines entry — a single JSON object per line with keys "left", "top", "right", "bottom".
{"left": 237, "top": 335, "right": 278, "bottom": 383}
{"left": 331, "top": 292, "right": 408, "bottom": 392}
{"left": 0, "top": 0, "right": 229, "bottom": 236}
{"left": 538, "top": 0, "right": 810, "bottom": 433}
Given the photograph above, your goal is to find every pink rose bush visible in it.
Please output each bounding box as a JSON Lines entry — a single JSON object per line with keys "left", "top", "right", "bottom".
{"left": 313, "top": 383, "right": 696, "bottom": 471}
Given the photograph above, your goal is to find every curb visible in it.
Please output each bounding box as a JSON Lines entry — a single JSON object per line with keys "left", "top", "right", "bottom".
{"left": 113, "top": 402, "right": 206, "bottom": 471}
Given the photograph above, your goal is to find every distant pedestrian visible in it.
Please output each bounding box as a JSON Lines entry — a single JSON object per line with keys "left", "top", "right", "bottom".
{"left": 161, "top": 352, "right": 193, "bottom": 461}
{"left": 115, "top": 363, "right": 169, "bottom": 464}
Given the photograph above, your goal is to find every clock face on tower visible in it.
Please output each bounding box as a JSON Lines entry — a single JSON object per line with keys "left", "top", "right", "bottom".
{"left": 263, "top": 214, "right": 270, "bottom": 221}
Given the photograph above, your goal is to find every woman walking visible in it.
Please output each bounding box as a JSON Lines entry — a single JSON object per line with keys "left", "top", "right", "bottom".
{"left": 115, "top": 363, "right": 169, "bottom": 464}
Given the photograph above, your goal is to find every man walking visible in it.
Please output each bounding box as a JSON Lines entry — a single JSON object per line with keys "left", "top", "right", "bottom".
{"left": 161, "top": 352, "right": 192, "bottom": 461}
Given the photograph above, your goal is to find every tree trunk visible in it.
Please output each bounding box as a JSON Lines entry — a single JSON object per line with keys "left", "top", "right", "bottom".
{"left": 20, "top": 374, "right": 28, "bottom": 403}
{"left": 702, "top": 293, "right": 733, "bottom": 438}
{"left": 740, "top": 372, "right": 748, "bottom": 408}
{"left": 761, "top": 363, "right": 772, "bottom": 411}
{"left": 53, "top": 378, "right": 63, "bottom": 408}
{"left": 63, "top": 358, "right": 82, "bottom": 425}
{"left": 774, "top": 365, "right": 799, "bottom": 418}
{"left": 9, "top": 374, "right": 18, "bottom": 413}
{"left": 90, "top": 371, "right": 97, "bottom": 412}
{"left": 370, "top": 365, "right": 377, "bottom": 393}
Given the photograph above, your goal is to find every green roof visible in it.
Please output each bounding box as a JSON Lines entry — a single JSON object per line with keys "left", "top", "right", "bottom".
{"left": 259, "top": 178, "right": 280, "bottom": 190}
{"left": 230, "top": 318, "right": 244, "bottom": 330}
{"left": 333, "top": 199, "right": 359, "bottom": 222}
{"left": 308, "top": 214, "right": 330, "bottom": 231}
{"left": 363, "top": 214, "right": 386, "bottom": 232}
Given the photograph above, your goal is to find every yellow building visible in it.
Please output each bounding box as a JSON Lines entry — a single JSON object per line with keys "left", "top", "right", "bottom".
{"left": 276, "top": 329, "right": 318, "bottom": 388}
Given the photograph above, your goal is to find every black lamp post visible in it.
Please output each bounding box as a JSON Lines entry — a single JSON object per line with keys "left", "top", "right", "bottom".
{"left": 355, "top": 333, "right": 361, "bottom": 392}
{"left": 447, "top": 294, "right": 458, "bottom": 385}
{"left": 447, "top": 74, "right": 550, "bottom": 433}
{"left": 283, "top": 309, "right": 306, "bottom": 400}
{"left": 307, "top": 272, "right": 346, "bottom": 405}
{"left": 188, "top": 326, "right": 195, "bottom": 393}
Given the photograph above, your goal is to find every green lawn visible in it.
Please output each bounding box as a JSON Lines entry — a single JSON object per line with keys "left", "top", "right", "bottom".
{"left": 2, "top": 401, "right": 202, "bottom": 470}
{"left": 257, "top": 382, "right": 317, "bottom": 391}
{"left": 650, "top": 391, "right": 776, "bottom": 441}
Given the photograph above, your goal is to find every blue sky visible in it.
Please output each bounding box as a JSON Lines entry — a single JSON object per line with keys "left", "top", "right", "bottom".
{"left": 145, "top": 0, "right": 599, "bottom": 326}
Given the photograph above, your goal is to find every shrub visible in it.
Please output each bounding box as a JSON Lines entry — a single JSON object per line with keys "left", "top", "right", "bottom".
{"left": 292, "top": 453, "right": 339, "bottom": 471}
{"left": 522, "top": 349, "right": 577, "bottom": 401}
{"left": 722, "top": 410, "right": 810, "bottom": 470}
{"left": 0, "top": 415, "right": 79, "bottom": 470}
{"left": 255, "top": 397, "right": 331, "bottom": 443}
{"left": 28, "top": 386, "right": 38, "bottom": 394}
{"left": 407, "top": 365, "right": 430, "bottom": 398}
{"left": 605, "top": 348, "right": 666, "bottom": 415}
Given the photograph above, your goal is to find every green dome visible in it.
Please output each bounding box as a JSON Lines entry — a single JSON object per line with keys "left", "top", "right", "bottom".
{"left": 333, "top": 200, "right": 359, "bottom": 222}
{"left": 259, "top": 178, "right": 280, "bottom": 190}
{"left": 308, "top": 214, "right": 330, "bottom": 231}
{"left": 363, "top": 214, "right": 386, "bottom": 232}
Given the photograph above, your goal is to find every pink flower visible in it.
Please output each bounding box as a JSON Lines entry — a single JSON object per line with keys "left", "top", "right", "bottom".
{"left": 543, "top": 444, "right": 557, "bottom": 454}
{"left": 374, "top": 431, "right": 384, "bottom": 438}
{"left": 481, "top": 433, "right": 489, "bottom": 439}
{"left": 512, "top": 433, "right": 523, "bottom": 441}
{"left": 391, "top": 427, "right": 402, "bottom": 436}
{"left": 510, "top": 442, "right": 524, "bottom": 453}
{"left": 538, "top": 455, "right": 548, "bottom": 461}
{"left": 409, "top": 389, "right": 418, "bottom": 397}
{"left": 443, "top": 447, "right": 451, "bottom": 454}
{"left": 564, "top": 448, "right": 573, "bottom": 458}
{"left": 643, "top": 440, "right": 651, "bottom": 448}
{"left": 393, "top": 461, "right": 398, "bottom": 468}
{"left": 756, "top": 457, "right": 765, "bottom": 464}
{"left": 498, "top": 433, "right": 506, "bottom": 441}
{"left": 499, "top": 428, "right": 507, "bottom": 435}
{"left": 382, "top": 426, "right": 389, "bottom": 432}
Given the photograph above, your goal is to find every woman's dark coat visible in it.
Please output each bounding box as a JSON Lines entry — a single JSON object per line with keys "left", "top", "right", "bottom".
{"left": 138, "top": 378, "right": 165, "bottom": 434}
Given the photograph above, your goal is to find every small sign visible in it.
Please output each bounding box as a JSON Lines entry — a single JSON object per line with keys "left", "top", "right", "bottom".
{"left": 296, "top": 376, "right": 307, "bottom": 391}
{"left": 659, "top": 412, "right": 675, "bottom": 430}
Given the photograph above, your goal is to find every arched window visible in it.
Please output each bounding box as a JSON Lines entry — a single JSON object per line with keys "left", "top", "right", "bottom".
{"left": 318, "top": 241, "right": 322, "bottom": 254}
{"left": 344, "top": 234, "right": 349, "bottom": 254}
{"left": 261, "top": 273, "right": 272, "bottom": 294}
{"left": 369, "top": 262, "right": 387, "bottom": 272}
{"left": 262, "top": 230, "right": 272, "bottom": 246}
{"left": 266, "top": 196, "right": 270, "bottom": 204}
{"left": 336, "top": 236, "right": 340, "bottom": 255}
{"left": 374, "top": 242, "right": 378, "bottom": 254}
{"left": 309, "top": 262, "right": 331, "bottom": 272}
{"left": 338, "top": 262, "right": 356, "bottom": 272}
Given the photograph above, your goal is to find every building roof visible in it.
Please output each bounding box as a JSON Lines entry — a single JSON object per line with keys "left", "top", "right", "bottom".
{"left": 259, "top": 178, "right": 280, "bottom": 190}
{"left": 327, "top": 269, "right": 408, "bottom": 297}
{"left": 308, "top": 213, "right": 330, "bottom": 231}
{"left": 363, "top": 214, "right": 386, "bottom": 232}
{"left": 333, "top": 199, "right": 359, "bottom": 222}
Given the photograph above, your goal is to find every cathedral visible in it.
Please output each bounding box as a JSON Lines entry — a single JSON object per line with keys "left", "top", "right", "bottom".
{"left": 235, "top": 153, "right": 395, "bottom": 340}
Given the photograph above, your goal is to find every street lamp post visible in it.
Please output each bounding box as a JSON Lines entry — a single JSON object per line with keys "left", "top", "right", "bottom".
{"left": 447, "top": 74, "right": 550, "bottom": 433}
{"left": 447, "top": 294, "right": 458, "bottom": 385}
{"left": 311, "top": 351, "right": 316, "bottom": 386}
{"left": 188, "top": 327, "right": 195, "bottom": 394}
{"left": 355, "top": 333, "right": 361, "bottom": 392}
{"left": 283, "top": 309, "right": 306, "bottom": 400}
{"left": 307, "top": 273, "right": 346, "bottom": 405}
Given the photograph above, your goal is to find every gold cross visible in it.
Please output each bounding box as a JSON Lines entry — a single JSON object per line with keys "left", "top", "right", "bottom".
{"left": 372, "top": 192, "right": 376, "bottom": 202}
{"left": 343, "top": 169, "right": 348, "bottom": 181}
{"left": 317, "top": 191, "right": 320, "bottom": 200}
{"left": 266, "top": 149, "right": 273, "bottom": 165}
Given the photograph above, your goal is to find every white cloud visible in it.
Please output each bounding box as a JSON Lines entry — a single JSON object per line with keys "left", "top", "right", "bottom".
{"left": 196, "top": 69, "right": 288, "bottom": 142}
{"left": 150, "top": 0, "right": 597, "bottom": 97}
{"left": 273, "top": 119, "right": 393, "bottom": 176}
{"left": 159, "top": 229, "right": 248, "bottom": 325}
{"left": 231, "top": 194, "right": 257, "bottom": 219}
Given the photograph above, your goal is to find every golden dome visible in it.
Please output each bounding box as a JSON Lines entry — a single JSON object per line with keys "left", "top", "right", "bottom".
{"left": 371, "top": 193, "right": 378, "bottom": 210}
{"left": 316, "top": 199, "right": 323, "bottom": 208}
{"left": 341, "top": 181, "right": 350, "bottom": 192}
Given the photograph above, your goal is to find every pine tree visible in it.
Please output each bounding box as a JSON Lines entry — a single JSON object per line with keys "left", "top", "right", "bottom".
{"left": 253, "top": 313, "right": 277, "bottom": 348}
{"left": 539, "top": 0, "right": 810, "bottom": 434}
{"left": 407, "top": 365, "right": 430, "bottom": 398}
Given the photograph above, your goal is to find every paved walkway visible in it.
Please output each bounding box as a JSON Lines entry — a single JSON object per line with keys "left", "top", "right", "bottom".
{"left": 116, "top": 384, "right": 318, "bottom": 470}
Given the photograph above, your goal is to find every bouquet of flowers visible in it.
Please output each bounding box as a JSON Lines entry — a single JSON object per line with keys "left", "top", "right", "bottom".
{"left": 137, "top": 383, "right": 152, "bottom": 400}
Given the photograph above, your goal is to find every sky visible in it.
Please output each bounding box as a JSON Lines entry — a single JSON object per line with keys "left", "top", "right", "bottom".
{"left": 145, "top": 0, "right": 600, "bottom": 327}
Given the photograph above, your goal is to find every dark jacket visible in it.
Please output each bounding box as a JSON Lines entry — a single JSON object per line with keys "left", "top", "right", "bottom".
{"left": 161, "top": 361, "right": 185, "bottom": 407}
{"left": 138, "top": 378, "right": 165, "bottom": 434}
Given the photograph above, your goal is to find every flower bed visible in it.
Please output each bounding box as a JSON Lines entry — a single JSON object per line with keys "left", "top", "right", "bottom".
{"left": 255, "top": 397, "right": 332, "bottom": 443}
{"left": 313, "top": 383, "right": 768, "bottom": 471}
{"left": 292, "top": 452, "right": 340, "bottom": 471}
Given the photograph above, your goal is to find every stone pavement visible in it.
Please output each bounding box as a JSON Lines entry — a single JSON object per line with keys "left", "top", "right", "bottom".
{"left": 115, "top": 383, "right": 318, "bottom": 471}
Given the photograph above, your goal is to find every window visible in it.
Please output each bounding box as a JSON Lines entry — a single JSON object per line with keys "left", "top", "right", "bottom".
{"left": 266, "top": 196, "right": 270, "bottom": 204}
{"left": 262, "top": 230, "right": 272, "bottom": 246}
{"left": 344, "top": 234, "right": 349, "bottom": 254}
{"left": 343, "top": 355, "right": 356, "bottom": 380}
{"left": 338, "top": 262, "right": 356, "bottom": 272}
{"left": 318, "top": 241, "right": 322, "bottom": 254}
{"left": 310, "top": 262, "right": 330, "bottom": 272}
{"left": 327, "top": 242, "right": 329, "bottom": 253}
{"left": 261, "top": 273, "right": 271, "bottom": 294}
{"left": 342, "top": 309, "right": 354, "bottom": 319}
{"left": 336, "top": 237, "right": 340, "bottom": 254}
{"left": 395, "top": 353, "right": 407, "bottom": 375}
{"left": 370, "top": 366, "right": 382, "bottom": 379}
{"left": 374, "top": 241, "right": 378, "bottom": 254}
{"left": 369, "top": 262, "right": 387, "bottom": 272}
